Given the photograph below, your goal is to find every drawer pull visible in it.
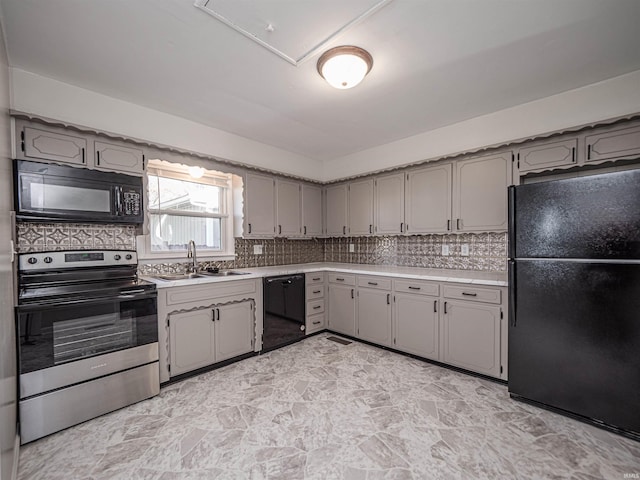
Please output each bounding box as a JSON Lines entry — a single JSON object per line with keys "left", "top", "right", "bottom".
{"left": 367, "top": 282, "right": 378, "bottom": 286}
{"left": 313, "top": 290, "right": 321, "bottom": 294}
{"left": 408, "top": 286, "right": 421, "bottom": 290}
{"left": 336, "top": 278, "right": 345, "bottom": 281}
{"left": 312, "top": 277, "right": 321, "bottom": 281}
{"left": 312, "top": 321, "right": 321, "bottom": 325}
{"left": 313, "top": 305, "right": 322, "bottom": 310}
{"left": 462, "top": 292, "right": 478, "bottom": 297}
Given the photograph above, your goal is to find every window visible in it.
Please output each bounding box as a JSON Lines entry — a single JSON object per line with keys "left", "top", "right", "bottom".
{"left": 145, "top": 160, "right": 233, "bottom": 257}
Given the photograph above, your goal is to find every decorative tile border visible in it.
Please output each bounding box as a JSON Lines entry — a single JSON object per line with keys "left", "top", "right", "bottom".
{"left": 16, "top": 222, "right": 137, "bottom": 252}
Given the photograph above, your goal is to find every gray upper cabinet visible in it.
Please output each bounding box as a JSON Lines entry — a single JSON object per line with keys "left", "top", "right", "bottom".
{"left": 21, "top": 126, "right": 87, "bottom": 166}
{"left": 453, "top": 152, "right": 511, "bottom": 232}
{"left": 244, "top": 172, "right": 276, "bottom": 237}
{"left": 326, "top": 184, "right": 348, "bottom": 236}
{"left": 94, "top": 140, "right": 145, "bottom": 175}
{"left": 405, "top": 163, "right": 452, "bottom": 234}
{"left": 348, "top": 179, "right": 374, "bottom": 236}
{"left": 302, "top": 184, "right": 323, "bottom": 237}
{"left": 276, "top": 179, "right": 301, "bottom": 237}
{"left": 585, "top": 124, "right": 640, "bottom": 163}
{"left": 516, "top": 138, "right": 577, "bottom": 173}
{"left": 375, "top": 173, "right": 404, "bottom": 235}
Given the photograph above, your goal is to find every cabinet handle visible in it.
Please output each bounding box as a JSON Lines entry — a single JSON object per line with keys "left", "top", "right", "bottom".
{"left": 343, "top": 226, "right": 346, "bottom": 235}
{"left": 408, "top": 286, "right": 421, "bottom": 290}
{"left": 367, "top": 282, "right": 378, "bottom": 286}
{"left": 587, "top": 144, "right": 592, "bottom": 160}
{"left": 304, "top": 226, "right": 307, "bottom": 235}
{"left": 312, "top": 277, "right": 321, "bottom": 281}
{"left": 211, "top": 309, "right": 216, "bottom": 322}
{"left": 351, "top": 289, "right": 354, "bottom": 299}
{"left": 406, "top": 224, "right": 409, "bottom": 232}
{"left": 447, "top": 219, "right": 450, "bottom": 231}
{"left": 386, "top": 293, "right": 390, "bottom": 305}
{"left": 248, "top": 223, "right": 252, "bottom": 234}
{"left": 313, "top": 305, "right": 322, "bottom": 310}
{"left": 81, "top": 147, "right": 85, "bottom": 164}
{"left": 456, "top": 219, "right": 461, "bottom": 230}
{"left": 571, "top": 146, "right": 576, "bottom": 163}
{"left": 96, "top": 150, "right": 100, "bottom": 166}
{"left": 313, "top": 290, "right": 321, "bottom": 294}
{"left": 312, "top": 321, "right": 321, "bottom": 325}
{"left": 278, "top": 225, "right": 282, "bottom": 235}
{"left": 434, "top": 300, "right": 437, "bottom": 313}
{"left": 400, "top": 222, "right": 404, "bottom": 233}
{"left": 444, "top": 301, "right": 448, "bottom": 314}
{"left": 217, "top": 308, "right": 220, "bottom": 321}
{"left": 336, "top": 277, "right": 345, "bottom": 281}
{"left": 462, "top": 292, "right": 477, "bottom": 297}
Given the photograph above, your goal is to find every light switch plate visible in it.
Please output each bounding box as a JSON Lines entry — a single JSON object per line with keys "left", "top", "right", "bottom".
{"left": 349, "top": 243, "right": 355, "bottom": 253}
{"left": 253, "top": 245, "right": 263, "bottom": 255}
{"left": 441, "top": 244, "right": 449, "bottom": 256}
{"left": 461, "top": 244, "right": 469, "bottom": 256}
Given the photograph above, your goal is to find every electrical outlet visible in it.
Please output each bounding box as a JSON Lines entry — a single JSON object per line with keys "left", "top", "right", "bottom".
{"left": 253, "top": 245, "right": 263, "bottom": 255}
{"left": 461, "top": 244, "right": 469, "bottom": 256}
{"left": 441, "top": 244, "right": 449, "bottom": 256}
{"left": 349, "top": 243, "right": 355, "bottom": 253}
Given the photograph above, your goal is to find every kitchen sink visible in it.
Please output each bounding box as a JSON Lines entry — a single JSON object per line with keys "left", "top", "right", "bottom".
{"left": 200, "top": 271, "right": 250, "bottom": 277}
{"left": 150, "top": 271, "right": 250, "bottom": 281}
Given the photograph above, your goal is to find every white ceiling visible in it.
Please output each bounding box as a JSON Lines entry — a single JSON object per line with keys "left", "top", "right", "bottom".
{"left": 1, "top": 0, "right": 640, "bottom": 162}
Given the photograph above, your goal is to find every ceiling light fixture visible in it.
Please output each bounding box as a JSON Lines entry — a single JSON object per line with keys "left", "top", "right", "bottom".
{"left": 317, "top": 46, "right": 373, "bottom": 90}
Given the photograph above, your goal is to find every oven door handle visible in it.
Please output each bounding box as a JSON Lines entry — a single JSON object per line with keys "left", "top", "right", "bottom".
{"left": 18, "top": 291, "right": 157, "bottom": 310}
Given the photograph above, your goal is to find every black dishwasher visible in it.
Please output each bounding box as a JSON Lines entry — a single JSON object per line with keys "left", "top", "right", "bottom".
{"left": 262, "top": 274, "right": 306, "bottom": 352}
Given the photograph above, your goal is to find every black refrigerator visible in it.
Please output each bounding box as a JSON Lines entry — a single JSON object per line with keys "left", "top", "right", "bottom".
{"left": 508, "top": 168, "right": 640, "bottom": 438}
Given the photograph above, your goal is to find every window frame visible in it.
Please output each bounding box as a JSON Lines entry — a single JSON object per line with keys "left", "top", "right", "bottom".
{"left": 137, "top": 160, "right": 235, "bottom": 261}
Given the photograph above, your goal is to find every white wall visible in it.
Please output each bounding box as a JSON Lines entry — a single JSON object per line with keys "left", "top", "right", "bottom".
{"left": 0, "top": 19, "right": 17, "bottom": 480}
{"left": 322, "top": 69, "right": 640, "bottom": 181}
{"left": 10, "top": 68, "right": 323, "bottom": 180}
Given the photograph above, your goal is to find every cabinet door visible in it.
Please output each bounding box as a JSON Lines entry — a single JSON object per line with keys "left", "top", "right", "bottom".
{"left": 276, "top": 179, "right": 301, "bottom": 236}
{"left": 326, "top": 184, "right": 348, "bottom": 236}
{"left": 327, "top": 284, "right": 356, "bottom": 336}
{"left": 394, "top": 293, "right": 439, "bottom": 360}
{"left": 585, "top": 124, "right": 640, "bottom": 162}
{"left": 94, "top": 141, "right": 144, "bottom": 175}
{"left": 169, "top": 309, "right": 216, "bottom": 376}
{"left": 22, "top": 126, "right": 87, "bottom": 166}
{"left": 302, "top": 184, "right": 323, "bottom": 237}
{"left": 453, "top": 153, "right": 510, "bottom": 232}
{"left": 244, "top": 173, "right": 275, "bottom": 236}
{"left": 348, "top": 179, "right": 374, "bottom": 236}
{"left": 516, "top": 138, "right": 577, "bottom": 173}
{"left": 375, "top": 173, "right": 404, "bottom": 235}
{"left": 357, "top": 288, "right": 392, "bottom": 346}
{"left": 215, "top": 301, "right": 255, "bottom": 362}
{"left": 405, "top": 164, "right": 452, "bottom": 234}
{"left": 442, "top": 300, "right": 501, "bottom": 377}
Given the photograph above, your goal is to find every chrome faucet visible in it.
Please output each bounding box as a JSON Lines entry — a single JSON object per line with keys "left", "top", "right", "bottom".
{"left": 186, "top": 240, "right": 198, "bottom": 274}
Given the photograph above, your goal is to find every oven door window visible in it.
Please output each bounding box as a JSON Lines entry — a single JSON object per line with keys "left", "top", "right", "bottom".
{"left": 17, "top": 295, "right": 157, "bottom": 374}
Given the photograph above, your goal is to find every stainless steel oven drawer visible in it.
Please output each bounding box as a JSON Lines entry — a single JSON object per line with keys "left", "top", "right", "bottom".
{"left": 20, "top": 361, "right": 159, "bottom": 444}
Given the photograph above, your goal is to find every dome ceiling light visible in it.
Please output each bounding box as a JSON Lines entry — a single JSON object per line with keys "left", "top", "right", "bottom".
{"left": 317, "top": 46, "right": 373, "bottom": 90}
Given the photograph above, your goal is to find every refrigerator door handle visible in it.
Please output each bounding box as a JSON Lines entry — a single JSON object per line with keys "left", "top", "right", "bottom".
{"left": 509, "top": 260, "right": 516, "bottom": 327}
{"left": 508, "top": 186, "right": 516, "bottom": 259}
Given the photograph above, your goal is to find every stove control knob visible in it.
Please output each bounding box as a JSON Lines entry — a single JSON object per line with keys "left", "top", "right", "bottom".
{"left": 114, "top": 254, "right": 121, "bottom": 261}
{"left": 44, "top": 257, "right": 53, "bottom": 264}
{"left": 125, "top": 254, "right": 132, "bottom": 260}
{"left": 27, "top": 257, "right": 38, "bottom": 265}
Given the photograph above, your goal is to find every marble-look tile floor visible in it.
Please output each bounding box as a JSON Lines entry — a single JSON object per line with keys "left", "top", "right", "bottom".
{"left": 19, "top": 333, "right": 640, "bottom": 479}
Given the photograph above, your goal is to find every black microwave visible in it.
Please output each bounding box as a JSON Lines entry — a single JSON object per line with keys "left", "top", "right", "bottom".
{"left": 14, "top": 160, "right": 144, "bottom": 224}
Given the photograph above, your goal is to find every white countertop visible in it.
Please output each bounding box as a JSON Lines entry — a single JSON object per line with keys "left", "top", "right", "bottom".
{"left": 143, "top": 263, "right": 507, "bottom": 289}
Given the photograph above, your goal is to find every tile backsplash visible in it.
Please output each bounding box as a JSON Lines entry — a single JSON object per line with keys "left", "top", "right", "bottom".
{"left": 16, "top": 222, "right": 137, "bottom": 252}
{"left": 16, "top": 223, "right": 506, "bottom": 273}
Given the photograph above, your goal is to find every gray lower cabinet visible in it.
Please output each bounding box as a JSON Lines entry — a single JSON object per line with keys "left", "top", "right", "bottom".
{"left": 441, "top": 299, "right": 501, "bottom": 378}
{"left": 94, "top": 140, "right": 145, "bottom": 175}
{"left": 215, "top": 302, "right": 255, "bottom": 362}
{"left": 306, "top": 272, "right": 326, "bottom": 334}
{"left": 393, "top": 292, "right": 439, "bottom": 360}
{"left": 327, "top": 281, "right": 356, "bottom": 336}
{"left": 357, "top": 288, "right": 392, "bottom": 346}
{"left": 21, "top": 125, "right": 87, "bottom": 166}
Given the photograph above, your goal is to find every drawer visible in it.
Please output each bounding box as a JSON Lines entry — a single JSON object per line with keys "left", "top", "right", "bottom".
{"left": 443, "top": 284, "right": 502, "bottom": 304}
{"left": 306, "top": 312, "right": 325, "bottom": 334}
{"left": 328, "top": 273, "right": 356, "bottom": 286}
{"left": 306, "top": 285, "right": 324, "bottom": 300}
{"left": 307, "top": 299, "right": 325, "bottom": 315}
{"left": 306, "top": 272, "right": 325, "bottom": 285}
{"left": 393, "top": 279, "right": 439, "bottom": 296}
{"left": 165, "top": 279, "right": 257, "bottom": 306}
{"left": 357, "top": 275, "right": 392, "bottom": 291}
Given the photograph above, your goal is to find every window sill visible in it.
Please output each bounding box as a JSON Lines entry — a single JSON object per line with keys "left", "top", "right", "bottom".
{"left": 136, "top": 236, "right": 234, "bottom": 263}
